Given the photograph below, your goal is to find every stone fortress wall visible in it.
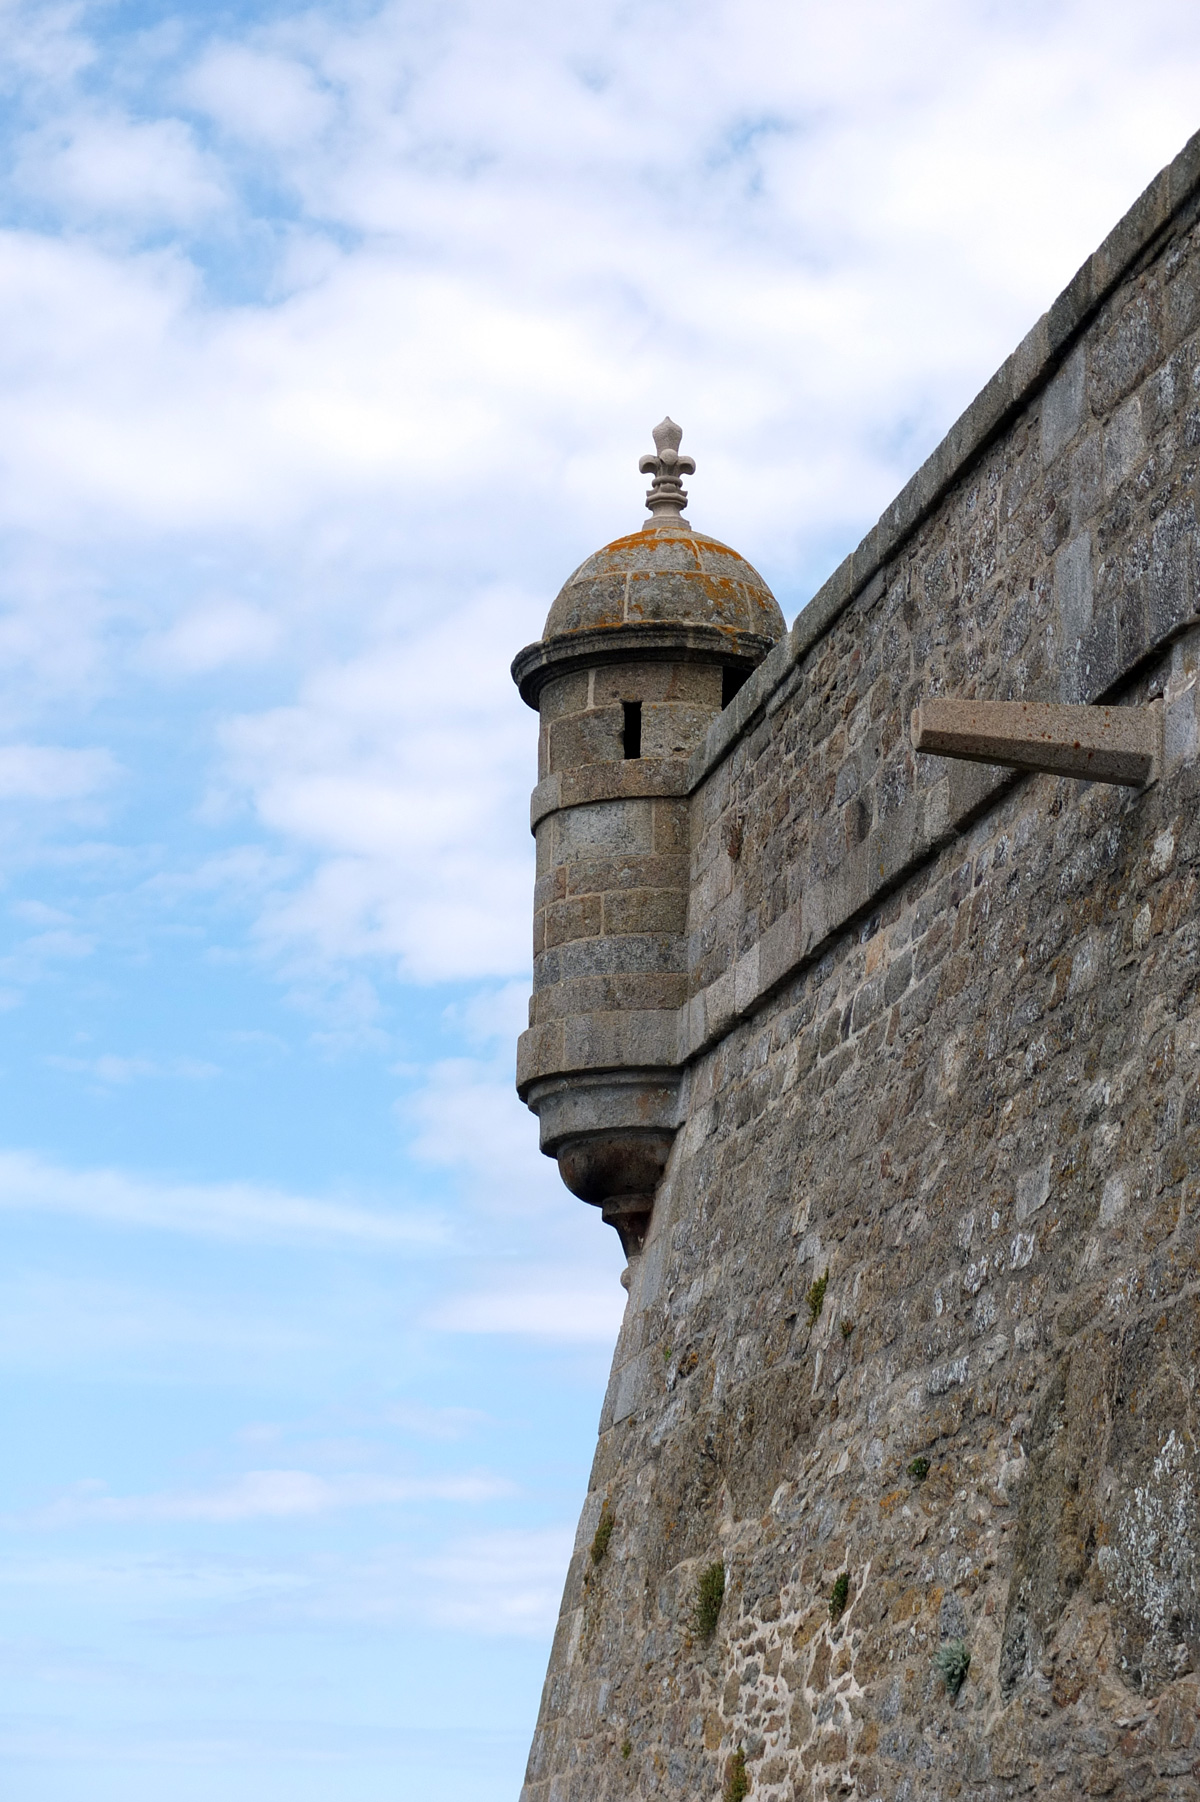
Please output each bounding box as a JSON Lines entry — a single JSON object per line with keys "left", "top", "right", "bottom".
{"left": 516, "top": 130, "right": 1200, "bottom": 1801}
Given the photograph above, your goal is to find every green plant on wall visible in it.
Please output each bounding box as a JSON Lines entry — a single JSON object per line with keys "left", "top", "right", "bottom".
{"left": 723, "top": 1745, "right": 749, "bottom": 1802}
{"left": 907, "top": 1456, "right": 930, "bottom": 1483}
{"left": 934, "top": 1638, "right": 971, "bottom": 1696}
{"left": 694, "top": 1561, "right": 726, "bottom": 1640}
{"left": 806, "top": 1269, "right": 829, "bottom": 1326}
{"left": 590, "top": 1502, "right": 615, "bottom": 1566}
{"left": 828, "top": 1570, "right": 850, "bottom": 1621}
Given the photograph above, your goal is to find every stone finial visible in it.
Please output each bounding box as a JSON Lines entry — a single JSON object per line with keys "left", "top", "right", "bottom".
{"left": 639, "top": 417, "right": 695, "bottom": 524}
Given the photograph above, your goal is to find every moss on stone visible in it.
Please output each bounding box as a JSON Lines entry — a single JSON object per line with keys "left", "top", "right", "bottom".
{"left": 694, "top": 1560, "right": 725, "bottom": 1639}
{"left": 723, "top": 1745, "right": 749, "bottom": 1802}
{"left": 934, "top": 1638, "right": 971, "bottom": 1696}
{"left": 590, "top": 1503, "right": 615, "bottom": 1565}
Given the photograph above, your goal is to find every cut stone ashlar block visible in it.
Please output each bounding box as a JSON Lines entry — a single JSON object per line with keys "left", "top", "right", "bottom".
{"left": 911, "top": 697, "right": 1162, "bottom": 788}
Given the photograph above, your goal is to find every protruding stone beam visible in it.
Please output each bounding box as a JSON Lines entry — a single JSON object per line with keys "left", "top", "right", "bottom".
{"left": 911, "top": 698, "right": 1161, "bottom": 788}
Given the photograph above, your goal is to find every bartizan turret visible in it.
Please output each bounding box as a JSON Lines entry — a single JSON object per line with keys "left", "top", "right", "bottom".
{"left": 512, "top": 421, "right": 785, "bottom": 1255}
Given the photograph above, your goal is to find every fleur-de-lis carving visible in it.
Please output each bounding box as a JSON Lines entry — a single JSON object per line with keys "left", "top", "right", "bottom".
{"left": 639, "top": 417, "right": 695, "bottom": 521}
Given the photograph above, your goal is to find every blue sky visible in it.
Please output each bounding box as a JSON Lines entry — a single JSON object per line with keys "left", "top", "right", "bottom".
{"left": 0, "top": 1, "right": 1198, "bottom": 1796}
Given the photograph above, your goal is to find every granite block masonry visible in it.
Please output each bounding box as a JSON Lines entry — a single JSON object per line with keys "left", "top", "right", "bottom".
{"left": 510, "top": 132, "right": 1200, "bottom": 1801}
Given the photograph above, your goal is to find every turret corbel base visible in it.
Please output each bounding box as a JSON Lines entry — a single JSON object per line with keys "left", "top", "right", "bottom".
{"left": 525, "top": 1070, "right": 682, "bottom": 1258}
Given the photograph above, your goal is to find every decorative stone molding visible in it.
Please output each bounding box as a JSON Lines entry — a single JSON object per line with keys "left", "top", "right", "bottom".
{"left": 512, "top": 623, "right": 773, "bottom": 709}
{"left": 528, "top": 757, "right": 692, "bottom": 831}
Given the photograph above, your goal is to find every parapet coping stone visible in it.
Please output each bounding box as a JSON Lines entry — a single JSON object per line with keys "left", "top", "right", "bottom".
{"left": 685, "top": 125, "right": 1200, "bottom": 796}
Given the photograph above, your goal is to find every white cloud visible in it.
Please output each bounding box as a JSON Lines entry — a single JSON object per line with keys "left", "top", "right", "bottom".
{"left": 219, "top": 591, "right": 537, "bottom": 981}
{"left": 0, "top": 1270, "right": 321, "bottom": 1370}
{"left": 406, "top": 1057, "right": 547, "bottom": 1188}
{"left": 0, "top": 1551, "right": 303, "bottom": 1607}
{"left": 184, "top": 44, "right": 335, "bottom": 149}
{"left": 433, "top": 1276, "right": 625, "bottom": 1343}
{"left": 0, "top": 744, "right": 116, "bottom": 800}
{"left": 0, "top": 927, "right": 95, "bottom": 984}
{"left": 143, "top": 602, "right": 279, "bottom": 676}
{"left": 383, "top": 1401, "right": 488, "bottom": 1440}
{"left": 15, "top": 113, "right": 226, "bottom": 223}
{"left": 0, "top": 1148, "right": 442, "bottom": 1247}
{"left": 189, "top": 1525, "right": 576, "bottom": 1634}
{"left": 444, "top": 980, "right": 531, "bottom": 1048}
{"left": 0, "top": 6, "right": 1191, "bottom": 578}
{"left": 401, "top": 1045, "right": 629, "bottom": 1267}
{"left": 44, "top": 1053, "right": 220, "bottom": 1084}
{"left": 0, "top": 0, "right": 93, "bottom": 90}
{"left": 0, "top": 1525, "right": 575, "bottom": 1641}
{"left": 39, "top": 1467, "right": 510, "bottom": 1525}
{"left": 416, "top": 1526, "right": 574, "bottom": 1636}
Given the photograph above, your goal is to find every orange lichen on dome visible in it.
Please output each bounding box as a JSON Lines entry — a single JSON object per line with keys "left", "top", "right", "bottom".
{"left": 543, "top": 523, "right": 785, "bottom": 643}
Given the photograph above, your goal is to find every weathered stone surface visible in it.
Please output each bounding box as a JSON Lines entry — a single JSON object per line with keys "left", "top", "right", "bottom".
{"left": 542, "top": 524, "right": 783, "bottom": 641}
{"left": 515, "top": 128, "right": 1200, "bottom": 1802}
{"left": 912, "top": 697, "right": 1161, "bottom": 787}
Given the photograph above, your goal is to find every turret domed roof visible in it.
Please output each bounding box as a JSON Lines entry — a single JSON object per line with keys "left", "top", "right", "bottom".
{"left": 543, "top": 520, "right": 785, "bottom": 642}
{"left": 512, "top": 419, "right": 786, "bottom": 708}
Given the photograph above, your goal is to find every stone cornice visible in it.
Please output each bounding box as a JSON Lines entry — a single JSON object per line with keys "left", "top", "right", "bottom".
{"left": 516, "top": 1010, "right": 681, "bottom": 1097}
{"left": 530, "top": 758, "right": 691, "bottom": 830}
{"left": 512, "top": 623, "right": 777, "bottom": 709}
